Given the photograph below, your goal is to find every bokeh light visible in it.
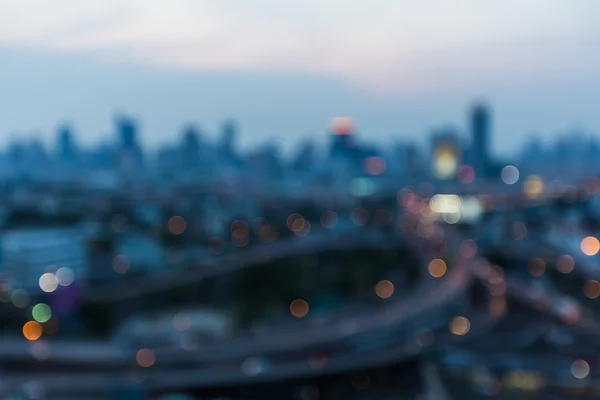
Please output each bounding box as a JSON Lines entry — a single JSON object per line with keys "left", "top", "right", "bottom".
{"left": 584, "top": 280, "right": 600, "bottom": 299}
{"left": 11, "top": 289, "right": 30, "bottom": 308}
{"left": 528, "top": 258, "right": 545, "bottom": 277}
{"left": 172, "top": 313, "right": 191, "bottom": 332}
{"left": 449, "top": 316, "right": 471, "bottom": 336}
{"left": 375, "top": 280, "right": 395, "bottom": 299}
{"left": 457, "top": 165, "right": 475, "bottom": 185}
{"left": 556, "top": 255, "right": 575, "bottom": 274}
{"left": 39, "top": 273, "right": 58, "bottom": 293}
{"left": 136, "top": 348, "right": 156, "bottom": 368}
{"left": 320, "top": 210, "right": 338, "bottom": 229}
{"left": 168, "top": 216, "right": 186, "bottom": 235}
{"left": 112, "top": 254, "right": 130, "bottom": 274}
{"left": 23, "top": 321, "right": 42, "bottom": 341}
{"left": 290, "top": 299, "right": 309, "bottom": 318}
{"left": 363, "top": 157, "right": 386, "bottom": 175}
{"left": 56, "top": 267, "right": 74, "bottom": 286}
{"left": 32, "top": 303, "right": 52, "bottom": 323}
{"left": 428, "top": 259, "right": 447, "bottom": 278}
{"left": 459, "top": 240, "right": 477, "bottom": 259}
{"left": 571, "top": 359, "right": 590, "bottom": 379}
{"left": 581, "top": 237, "right": 600, "bottom": 256}
{"left": 501, "top": 165, "right": 519, "bottom": 184}
{"left": 330, "top": 117, "right": 355, "bottom": 135}
{"left": 524, "top": 175, "right": 544, "bottom": 199}
{"left": 510, "top": 221, "right": 527, "bottom": 240}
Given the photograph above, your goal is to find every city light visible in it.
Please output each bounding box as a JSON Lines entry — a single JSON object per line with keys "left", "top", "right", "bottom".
{"left": 584, "top": 280, "right": 600, "bottom": 299}
{"left": 524, "top": 175, "right": 544, "bottom": 199}
{"left": 581, "top": 237, "right": 600, "bottom": 256}
{"left": 168, "top": 216, "right": 186, "bottom": 235}
{"left": 428, "top": 259, "right": 447, "bottom": 278}
{"left": 22, "top": 321, "right": 42, "bottom": 341}
{"left": 32, "top": 303, "right": 52, "bottom": 323}
{"left": 449, "top": 316, "right": 471, "bottom": 336}
{"left": 363, "top": 157, "right": 386, "bottom": 175}
{"left": 433, "top": 148, "right": 459, "bottom": 179}
{"left": 290, "top": 299, "right": 309, "bottom": 318}
{"left": 56, "top": 267, "right": 74, "bottom": 286}
{"left": 430, "top": 195, "right": 462, "bottom": 214}
{"left": 39, "top": 273, "right": 58, "bottom": 293}
{"left": 320, "top": 210, "right": 338, "bottom": 229}
{"left": 375, "top": 280, "right": 395, "bottom": 299}
{"left": 136, "top": 348, "right": 156, "bottom": 368}
{"left": 11, "top": 289, "right": 29, "bottom": 308}
{"left": 329, "top": 117, "right": 355, "bottom": 135}
{"left": 571, "top": 359, "right": 590, "bottom": 379}
{"left": 501, "top": 165, "right": 519, "bottom": 184}
{"left": 528, "top": 258, "right": 545, "bottom": 277}
{"left": 556, "top": 255, "right": 575, "bottom": 274}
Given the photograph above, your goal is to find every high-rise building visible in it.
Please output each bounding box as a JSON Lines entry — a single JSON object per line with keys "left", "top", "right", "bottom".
{"left": 115, "top": 115, "right": 143, "bottom": 176}
{"left": 220, "top": 119, "right": 237, "bottom": 157}
{"left": 56, "top": 123, "right": 77, "bottom": 163}
{"left": 470, "top": 102, "right": 491, "bottom": 178}
{"left": 292, "top": 139, "right": 315, "bottom": 171}
{"left": 116, "top": 116, "right": 138, "bottom": 150}
{"left": 181, "top": 125, "right": 201, "bottom": 169}
{"left": 329, "top": 117, "right": 356, "bottom": 159}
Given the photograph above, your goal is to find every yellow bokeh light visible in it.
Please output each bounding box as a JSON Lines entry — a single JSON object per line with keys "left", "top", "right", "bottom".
{"left": 524, "top": 175, "right": 544, "bottom": 199}
{"left": 581, "top": 237, "right": 600, "bottom": 256}
{"left": 433, "top": 148, "right": 458, "bottom": 179}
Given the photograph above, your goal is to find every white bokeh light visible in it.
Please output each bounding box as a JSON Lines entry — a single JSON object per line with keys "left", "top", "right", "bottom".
{"left": 501, "top": 165, "right": 520, "bottom": 184}
{"left": 56, "top": 267, "right": 74, "bottom": 286}
{"left": 39, "top": 273, "right": 58, "bottom": 293}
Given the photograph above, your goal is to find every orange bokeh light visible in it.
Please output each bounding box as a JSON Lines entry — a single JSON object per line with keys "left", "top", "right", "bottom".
{"left": 23, "top": 321, "right": 42, "bottom": 341}
{"left": 428, "top": 259, "right": 447, "bottom": 278}
{"left": 330, "top": 117, "right": 355, "bottom": 135}
{"left": 581, "top": 237, "right": 600, "bottom": 256}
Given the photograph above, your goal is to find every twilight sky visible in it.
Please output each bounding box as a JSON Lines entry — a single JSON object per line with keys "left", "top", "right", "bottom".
{"left": 1, "top": 0, "right": 600, "bottom": 155}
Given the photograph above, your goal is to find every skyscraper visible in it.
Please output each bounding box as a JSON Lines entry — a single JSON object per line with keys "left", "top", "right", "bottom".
{"left": 220, "top": 119, "right": 237, "bottom": 158}
{"left": 329, "top": 117, "right": 356, "bottom": 159}
{"left": 114, "top": 115, "right": 143, "bottom": 177}
{"left": 116, "top": 116, "right": 138, "bottom": 150}
{"left": 181, "top": 125, "right": 201, "bottom": 169}
{"left": 470, "top": 102, "right": 491, "bottom": 179}
{"left": 56, "top": 123, "right": 77, "bottom": 164}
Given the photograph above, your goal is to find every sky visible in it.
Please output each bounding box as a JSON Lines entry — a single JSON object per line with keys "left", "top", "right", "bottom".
{"left": 1, "top": 0, "right": 600, "bottom": 155}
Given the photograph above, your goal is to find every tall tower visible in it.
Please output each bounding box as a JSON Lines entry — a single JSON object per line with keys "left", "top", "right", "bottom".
{"left": 115, "top": 115, "right": 143, "bottom": 176}
{"left": 220, "top": 119, "right": 237, "bottom": 158}
{"left": 116, "top": 116, "right": 137, "bottom": 150}
{"left": 181, "top": 125, "right": 201, "bottom": 169}
{"left": 471, "top": 102, "right": 491, "bottom": 179}
{"left": 56, "top": 123, "right": 77, "bottom": 163}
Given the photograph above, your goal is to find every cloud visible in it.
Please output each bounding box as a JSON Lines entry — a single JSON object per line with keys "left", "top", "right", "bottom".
{"left": 1, "top": 0, "right": 600, "bottom": 92}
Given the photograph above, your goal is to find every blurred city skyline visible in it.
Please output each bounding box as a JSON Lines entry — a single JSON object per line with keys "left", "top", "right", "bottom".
{"left": 2, "top": 1, "right": 600, "bottom": 154}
